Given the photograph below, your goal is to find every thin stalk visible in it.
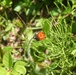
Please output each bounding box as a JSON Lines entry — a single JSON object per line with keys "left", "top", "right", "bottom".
{"left": 4, "top": 11, "right": 8, "bottom": 23}
{"left": 26, "top": 38, "right": 34, "bottom": 62}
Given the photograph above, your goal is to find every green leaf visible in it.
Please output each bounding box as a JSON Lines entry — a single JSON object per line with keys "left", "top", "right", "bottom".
{"left": 2, "top": 0, "right": 12, "bottom": 7}
{"left": 11, "top": 70, "right": 21, "bottom": 75}
{"left": 42, "top": 19, "right": 50, "bottom": 36}
{"left": 6, "top": 72, "right": 11, "bottom": 75}
{"left": 63, "top": 7, "right": 72, "bottom": 14}
{"left": 3, "top": 52, "right": 13, "bottom": 69}
{"left": 14, "top": 2, "right": 24, "bottom": 12}
{"left": 14, "top": 65, "right": 26, "bottom": 75}
{"left": 25, "top": 28, "right": 34, "bottom": 41}
{"left": 72, "top": 10, "right": 76, "bottom": 17}
{"left": 50, "top": 7, "right": 61, "bottom": 16}
{"left": 71, "top": 49, "right": 76, "bottom": 57}
{"left": 15, "top": 19, "right": 23, "bottom": 28}
{"left": 14, "top": 5, "right": 22, "bottom": 12}
{"left": 50, "top": 62, "right": 58, "bottom": 70}
{"left": 15, "top": 61, "right": 27, "bottom": 66}
{"left": 70, "top": 0, "right": 76, "bottom": 4}
{"left": 5, "top": 22, "right": 13, "bottom": 32}
{"left": 72, "top": 4, "right": 76, "bottom": 9}
{"left": 14, "top": 61, "right": 27, "bottom": 75}
{"left": 36, "top": 19, "right": 44, "bottom": 27}
{"left": 3, "top": 46, "right": 13, "bottom": 53}
{"left": 2, "top": 33, "right": 10, "bottom": 40}
{"left": 0, "top": 66, "right": 7, "bottom": 75}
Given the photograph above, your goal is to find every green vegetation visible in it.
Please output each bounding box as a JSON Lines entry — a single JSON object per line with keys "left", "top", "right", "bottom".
{"left": 0, "top": 0, "right": 76, "bottom": 75}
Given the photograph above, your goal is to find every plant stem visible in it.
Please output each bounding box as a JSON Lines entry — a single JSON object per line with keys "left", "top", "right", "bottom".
{"left": 26, "top": 37, "right": 34, "bottom": 62}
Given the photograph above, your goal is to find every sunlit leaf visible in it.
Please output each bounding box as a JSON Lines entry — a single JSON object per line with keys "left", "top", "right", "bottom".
{"left": 36, "top": 19, "right": 44, "bottom": 27}
{"left": 71, "top": 49, "right": 76, "bottom": 57}
{"left": 14, "top": 2, "right": 25, "bottom": 12}
{"left": 14, "top": 5, "right": 22, "bottom": 12}
{"left": 3, "top": 46, "right": 13, "bottom": 53}
{"left": 6, "top": 72, "right": 11, "bottom": 75}
{"left": 42, "top": 19, "right": 50, "bottom": 36}
{"left": 14, "top": 65, "right": 26, "bottom": 75}
{"left": 3, "top": 52, "right": 13, "bottom": 69}
{"left": 50, "top": 7, "right": 61, "bottom": 16}
{"left": 70, "top": 0, "right": 76, "bottom": 4}
{"left": 1, "top": 0, "right": 12, "bottom": 7}
{"left": 0, "top": 66, "right": 7, "bottom": 75}
{"left": 11, "top": 70, "right": 21, "bottom": 75}
{"left": 50, "top": 62, "right": 58, "bottom": 70}
{"left": 15, "top": 61, "right": 27, "bottom": 66}
{"left": 63, "top": 7, "right": 72, "bottom": 14}
{"left": 25, "top": 28, "right": 34, "bottom": 41}
{"left": 5, "top": 22, "right": 13, "bottom": 32}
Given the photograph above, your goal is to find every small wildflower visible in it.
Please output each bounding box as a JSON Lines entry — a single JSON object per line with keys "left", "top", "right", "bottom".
{"left": 37, "top": 31, "right": 45, "bottom": 40}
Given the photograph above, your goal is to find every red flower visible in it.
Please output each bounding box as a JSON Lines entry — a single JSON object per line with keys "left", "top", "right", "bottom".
{"left": 37, "top": 31, "right": 45, "bottom": 40}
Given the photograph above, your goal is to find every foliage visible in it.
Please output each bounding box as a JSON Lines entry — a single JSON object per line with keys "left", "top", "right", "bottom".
{"left": 0, "top": 0, "right": 76, "bottom": 75}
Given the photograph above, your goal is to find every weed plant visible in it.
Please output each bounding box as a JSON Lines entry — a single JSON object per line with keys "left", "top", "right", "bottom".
{"left": 0, "top": 0, "right": 76, "bottom": 75}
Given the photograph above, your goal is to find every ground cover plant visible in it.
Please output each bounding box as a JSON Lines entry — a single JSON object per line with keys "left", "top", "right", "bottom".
{"left": 0, "top": 0, "right": 76, "bottom": 75}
